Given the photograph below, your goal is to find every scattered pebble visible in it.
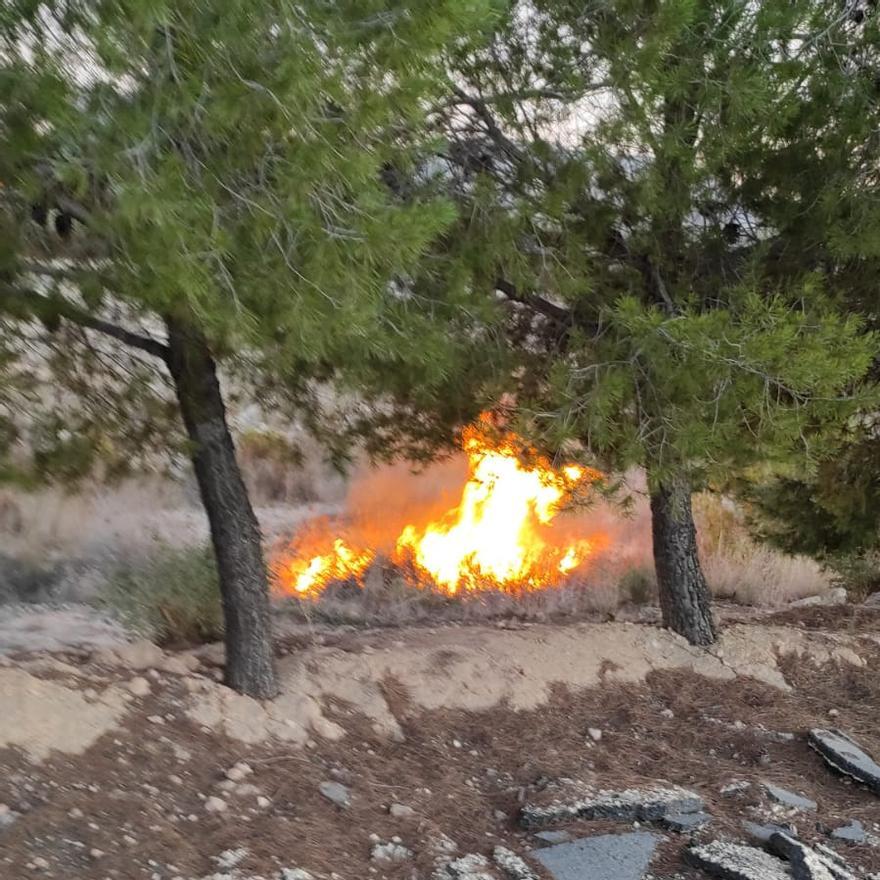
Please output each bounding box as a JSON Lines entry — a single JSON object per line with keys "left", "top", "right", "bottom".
{"left": 204, "top": 796, "right": 227, "bottom": 813}
{"left": 587, "top": 728, "right": 603, "bottom": 742}
{"left": 124, "top": 677, "right": 151, "bottom": 697}
{"left": 319, "top": 781, "right": 351, "bottom": 808}
{"left": 371, "top": 841, "right": 413, "bottom": 862}
{"left": 225, "top": 762, "right": 253, "bottom": 782}
{"left": 389, "top": 803, "right": 416, "bottom": 818}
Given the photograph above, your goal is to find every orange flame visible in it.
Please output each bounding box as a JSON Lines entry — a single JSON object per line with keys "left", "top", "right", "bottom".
{"left": 273, "top": 415, "right": 606, "bottom": 598}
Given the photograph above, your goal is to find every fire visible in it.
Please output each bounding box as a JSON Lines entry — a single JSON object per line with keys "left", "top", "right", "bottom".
{"left": 273, "top": 415, "right": 606, "bottom": 598}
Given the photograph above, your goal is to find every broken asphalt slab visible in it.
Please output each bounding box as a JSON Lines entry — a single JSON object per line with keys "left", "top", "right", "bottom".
{"left": 686, "top": 840, "right": 792, "bottom": 880}
{"left": 769, "top": 831, "right": 858, "bottom": 880}
{"left": 831, "top": 821, "right": 867, "bottom": 844}
{"left": 532, "top": 832, "right": 660, "bottom": 880}
{"left": 662, "top": 810, "right": 712, "bottom": 833}
{"left": 764, "top": 783, "right": 818, "bottom": 812}
{"left": 809, "top": 729, "right": 880, "bottom": 794}
{"left": 520, "top": 784, "right": 704, "bottom": 828}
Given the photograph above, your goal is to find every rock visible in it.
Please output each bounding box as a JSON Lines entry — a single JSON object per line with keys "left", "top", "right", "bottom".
{"left": 763, "top": 782, "right": 817, "bottom": 811}
{"left": 0, "top": 804, "right": 18, "bottom": 831}
{"left": 493, "top": 846, "right": 539, "bottom": 880}
{"left": 256, "top": 796, "right": 271, "bottom": 808}
{"left": 281, "top": 871, "right": 315, "bottom": 880}
{"left": 809, "top": 729, "right": 880, "bottom": 794}
{"left": 862, "top": 592, "right": 880, "bottom": 607}
{"left": 660, "top": 709, "right": 675, "bottom": 719}
{"left": 31, "top": 856, "right": 49, "bottom": 870}
{"left": 389, "top": 803, "right": 416, "bottom": 818}
{"left": 113, "top": 640, "right": 165, "bottom": 670}
{"left": 159, "top": 654, "right": 199, "bottom": 675}
{"left": 685, "top": 840, "right": 791, "bottom": 880}
{"left": 521, "top": 783, "right": 704, "bottom": 827}
{"left": 534, "top": 831, "right": 572, "bottom": 845}
{"left": 721, "top": 781, "right": 751, "bottom": 795}
{"left": 225, "top": 762, "right": 252, "bottom": 782}
{"left": 89, "top": 848, "right": 105, "bottom": 859}
{"left": 371, "top": 841, "right": 413, "bottom": 862}
{"left": 124, "top": 676, "right": 151, "bottom": 697}
{"left": 319, "top": 781, "right": 351, "bottom": 808}
{"left": 441, "top": 853, "right": 496, "bottom": 880}
{"left": 587, "top": 728, "right": 603, "bottom": 742}
{"left": 533, "top": 832, "right": 660, "bottom": 880}
{"left": 769, "top": 831, "right": 858, "bottom": 880}
{"left": 662, "top": 811, "right": 712, "bottom": 833}
{"left": 790, "top": 589, "right": 847, "bottom": 608}
{"left": 742, "top": 820, "right": 796, "bottom": 844}
{"left": 831, "top": 821, "right": 866, "bottom": 844}
{"left": 204, "top": 796, "right": 227, "bottom": 813}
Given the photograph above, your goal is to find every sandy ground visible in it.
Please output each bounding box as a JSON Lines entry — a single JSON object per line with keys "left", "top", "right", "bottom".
{"left": 2, "top": 611, "right": 880, "bottom": 878}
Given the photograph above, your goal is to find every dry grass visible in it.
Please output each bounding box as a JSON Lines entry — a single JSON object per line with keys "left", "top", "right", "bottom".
{"left": 0, "top": 458, "right": 831, "bottom": 617}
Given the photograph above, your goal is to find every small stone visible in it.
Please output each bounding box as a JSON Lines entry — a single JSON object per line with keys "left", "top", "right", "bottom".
{"left": 280, "top": 871, "right": 315, "bottom": 880}
{"left": 371, "top": 841, "right": 413, "bottom": 862}
{"left": 31, "top": 857, "right": 49, "bottom": 870}
{"left": 0, "top": 806, "right": 17, "bottom": 831}
{"left": 147, "top": 715, "right": 164, "bottom": 725}
{"left": 660, "top": 709, "right": 675, "bottom": 719}
{"left": 452, "top": 739, "right": 463, "bottom": 749}
{"left": 763, "top": 782, "right": 817, "bottom": 812}
{"left": 829, "top": 709, "right": 840, "bottom": 718}
{"left": 68, "top": 807, "right": 84, "bottom": 818}
{"left": 225, "top": 762, "right": 252, "bottom": 782}
{"left": 256, "top": 796, "right": 271, "bottom": 808}
{"left": 125, "top": 677, "right": 151, "bottom": 697}
{"left": 587, "top": 728, "right": 603, "bottom": 742}
{"left": 721, "top": 781, "right": 751, "bottom": 795}
{"left": 319, "top": 781, "right": 351, "bottom": 808}
{"left": 204, "top": 796, "right": 227, "bottom": 813}
{"left": 389, "top": 803, "right": 416, "bottom": 818}
{"left": 89, "top": 848, "right": 105, "bottom": 859}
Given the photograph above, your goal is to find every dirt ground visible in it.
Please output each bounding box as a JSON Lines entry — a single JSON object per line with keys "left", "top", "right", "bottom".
{"left": 2, "top": 611, "right": 880, "bottom": 880}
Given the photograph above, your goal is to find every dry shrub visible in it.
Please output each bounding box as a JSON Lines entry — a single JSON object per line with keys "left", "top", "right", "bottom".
{"left": 694, "top": 493, "right": 831, "bottom": 605}
{"left": 237, "top": 428, "right": 345, "bottom": 506}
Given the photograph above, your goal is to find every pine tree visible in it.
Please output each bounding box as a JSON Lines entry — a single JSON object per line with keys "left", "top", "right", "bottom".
{"left": 430, "top": 0, "right": 876, "bottom": 643}
{"left": 0, "top": 0, "right": 496, "bottom": 696}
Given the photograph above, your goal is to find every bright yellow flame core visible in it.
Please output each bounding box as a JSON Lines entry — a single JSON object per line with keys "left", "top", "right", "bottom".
{"left": 275, "top": 417, "right": 604, "bottom": 598}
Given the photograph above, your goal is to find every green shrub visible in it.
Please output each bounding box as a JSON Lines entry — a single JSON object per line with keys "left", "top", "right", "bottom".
{"left": 618, "top": 567, "right": 657, "bottom": 605}
{"left": 827, "top": 550, "right": 880, "bottom": 602}
{"left": 99, "top": 544, "right": 223, "bottom": 646}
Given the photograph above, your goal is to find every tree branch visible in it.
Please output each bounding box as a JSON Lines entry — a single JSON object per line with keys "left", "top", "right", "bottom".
{"left": 494, "top": 278, "right": 572, "bottom": 325}
{"left": 0, "top": 282, "right": 169, "bottom": 361}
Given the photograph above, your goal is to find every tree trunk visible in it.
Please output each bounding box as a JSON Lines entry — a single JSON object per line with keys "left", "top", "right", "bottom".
{"left": 165, "top": 315, "right": 279, "bottom": 698}
{"left": 650, "top": 474, "right": 717, "bottom": 646}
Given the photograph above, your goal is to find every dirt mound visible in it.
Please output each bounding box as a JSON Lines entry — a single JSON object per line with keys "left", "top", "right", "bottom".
{"left": 186, "top": 621, "right": 866, "bottom": 746}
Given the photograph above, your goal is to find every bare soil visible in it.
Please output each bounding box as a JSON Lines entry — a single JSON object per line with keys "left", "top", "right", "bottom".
{"left": 2, "top": 619, "right": 880, "bottom": 879}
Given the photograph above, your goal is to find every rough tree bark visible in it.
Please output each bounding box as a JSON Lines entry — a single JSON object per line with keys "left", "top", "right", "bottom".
{"left": 165, "top": 315, "right": 279, "bottom": 699}
{"left": 649, "top": 474, "right": 717, "bottom": 646}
